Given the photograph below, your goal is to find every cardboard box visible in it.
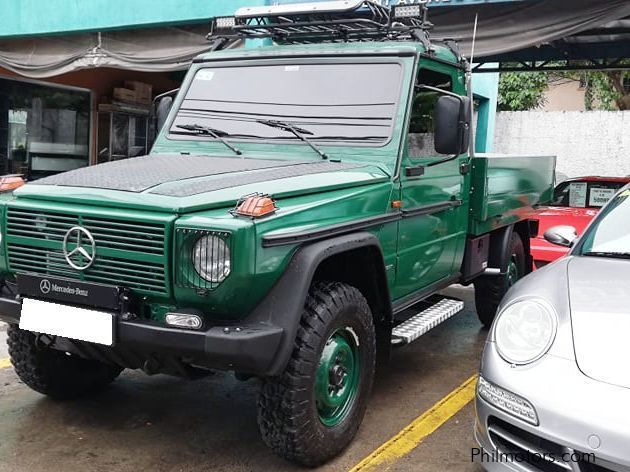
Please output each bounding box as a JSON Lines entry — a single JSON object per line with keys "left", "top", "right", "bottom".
{"left": 124, "top": 81, "right": 153, "bottom": 102}
{"left": 113, "top": 87, "right": 137, "bottom": 104}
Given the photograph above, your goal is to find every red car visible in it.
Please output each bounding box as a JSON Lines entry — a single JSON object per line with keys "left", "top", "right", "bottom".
{"left": 531, "top": 176, "right": 630, "bottom": 268}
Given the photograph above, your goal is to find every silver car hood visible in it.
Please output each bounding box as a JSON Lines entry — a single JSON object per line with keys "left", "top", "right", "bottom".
{"left": 568, "top": 256, "right": 630, "bottom": 390}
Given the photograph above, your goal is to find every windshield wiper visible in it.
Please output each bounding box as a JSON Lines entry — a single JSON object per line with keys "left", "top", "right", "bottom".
{"left": 256, "top": 119, "right": 329, "bottom": 160}
{"left": 583, "top": 251, "right": 630, "bottom": 259}
{"left": 175, "top": 123, "right": 242, "bottom": 156}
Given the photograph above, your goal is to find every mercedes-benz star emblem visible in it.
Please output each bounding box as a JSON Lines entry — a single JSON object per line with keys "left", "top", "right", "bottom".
{"left": 39, "top": 279, "right": 51, "bottom": 294}
{"left": 63, "top": 226, "right": 96, "bottom": 271}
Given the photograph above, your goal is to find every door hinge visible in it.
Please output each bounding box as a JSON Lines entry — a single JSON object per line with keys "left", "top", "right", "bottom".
{"left": 460, "top": 162, "right": 470, "bottom": 175}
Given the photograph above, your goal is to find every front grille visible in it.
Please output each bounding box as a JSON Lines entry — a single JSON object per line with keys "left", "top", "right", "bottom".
{"left": 6, "top": 207, "right": 169, "bottom": 295}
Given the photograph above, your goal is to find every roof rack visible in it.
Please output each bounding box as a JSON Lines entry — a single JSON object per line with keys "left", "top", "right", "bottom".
{"left": 209, "top": 1, "right": 432, "bottom": 45}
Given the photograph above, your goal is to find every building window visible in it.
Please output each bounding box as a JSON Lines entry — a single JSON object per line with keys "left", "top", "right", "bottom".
{"left": 0, "top": 77, "right": 91, "bottom": 180}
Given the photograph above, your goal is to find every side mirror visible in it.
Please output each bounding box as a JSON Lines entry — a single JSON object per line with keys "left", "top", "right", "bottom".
{"left": 544, "top": 225, "right": 578, "bottom": 247}
{"left": 156, "top": 96, "right": 174, "bottom": 132}
{"left": 148, "top": 89, "right": 179, "bottom": 147}
{"left": 434, "top": 95, "right": 471, "bottom": 155}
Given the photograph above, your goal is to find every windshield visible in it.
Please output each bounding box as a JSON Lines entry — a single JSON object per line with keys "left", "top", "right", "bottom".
{"left": 551, "top": 180, "right": 626, "bottom": 208}
{"left": 169, "top": 62, "right": 403, "bottom": 146}
{"left": 576, "top": 188, "right": 630, "bottom": 257}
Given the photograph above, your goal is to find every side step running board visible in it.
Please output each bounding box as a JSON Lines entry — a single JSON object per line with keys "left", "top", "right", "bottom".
{"left": 391, "top": 298, "right": 465, "bottom": 345}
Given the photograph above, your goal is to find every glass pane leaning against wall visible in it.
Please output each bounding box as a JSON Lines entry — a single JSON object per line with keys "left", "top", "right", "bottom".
{"left": 0, "top": 77, "right": 90, "bottom": 180}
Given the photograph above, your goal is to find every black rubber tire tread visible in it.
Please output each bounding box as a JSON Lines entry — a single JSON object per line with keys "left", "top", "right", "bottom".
{"left": 474, "top": 232, "right": 526, "bottom": 328}
{"left": 7, "top": 325, "right": 123, "bottom": 400}
{"left": 257, "top": 282, "right": 376, "bottom": 467}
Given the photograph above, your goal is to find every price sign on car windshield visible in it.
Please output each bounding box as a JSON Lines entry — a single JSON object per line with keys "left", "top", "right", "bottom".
{"left": 589, "top": 187, "right": 616, "bottom": 208}
{"left": 569, "top": 182, "right": 587, "bottom": 208}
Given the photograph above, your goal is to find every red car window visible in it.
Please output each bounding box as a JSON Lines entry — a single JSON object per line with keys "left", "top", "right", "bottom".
{"left": 551, "top": 181, "right": 626, "bottom": 208}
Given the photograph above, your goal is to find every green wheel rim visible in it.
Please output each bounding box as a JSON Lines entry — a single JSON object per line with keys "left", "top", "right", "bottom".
{"left": 507, "top": 255, "right": 520, "bottom": 287}
{"left": 315, "top": 327, "right": 361, "bottom": 427}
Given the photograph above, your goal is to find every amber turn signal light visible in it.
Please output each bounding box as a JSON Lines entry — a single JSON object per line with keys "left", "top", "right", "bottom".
{"left": 0, "top": 175, "right": 25, "bottom": 193}
{"left": 234, "top": 194, "right": 277, "bottom": 218}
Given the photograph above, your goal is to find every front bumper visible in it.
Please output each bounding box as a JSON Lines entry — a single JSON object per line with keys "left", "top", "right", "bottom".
{"left": 0, "top": 295, "right": 283, "bottom": 376}
{"left": 475, "top": 342, "right": 630, "bottom": 472}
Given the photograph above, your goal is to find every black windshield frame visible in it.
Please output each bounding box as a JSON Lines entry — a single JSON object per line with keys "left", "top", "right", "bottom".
{"left": 167, "top": 59, "right": 406, "bottom": 148}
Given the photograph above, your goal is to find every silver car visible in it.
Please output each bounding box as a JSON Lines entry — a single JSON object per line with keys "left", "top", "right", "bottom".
{"left": 475, "top": 185, "right": 630, "bottom": 472}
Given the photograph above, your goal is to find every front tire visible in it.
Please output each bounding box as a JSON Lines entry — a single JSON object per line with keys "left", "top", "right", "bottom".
{"left": 7, "top": 325, "right": 123, "bottom": 400}
{"left": 474, "top": 232, "right": 526, "bottom": 328}
{"left": 257, "top": 282, "right": 376, "bottom": 467}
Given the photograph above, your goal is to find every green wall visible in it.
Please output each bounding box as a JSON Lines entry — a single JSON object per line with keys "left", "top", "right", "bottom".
{"left": 0, "top": 0, "right": 268, "bottom": 38}
{"left": 472, "top": 66, "right": 500, "bottom": 153}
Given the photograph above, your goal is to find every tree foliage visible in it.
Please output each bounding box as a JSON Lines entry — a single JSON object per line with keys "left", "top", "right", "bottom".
{"left": 497, "top": 72, "right": 549, "bottom": 111}
{"left": 583, "top": 70, "right": 630, "bottom": 111}
{"left": 497, "top": 63, "right": 630, "bottom": 112}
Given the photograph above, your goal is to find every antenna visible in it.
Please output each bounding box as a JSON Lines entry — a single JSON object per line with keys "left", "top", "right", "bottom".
{"left": 467, "top": 13, "right": 479, "bottom": 158}
{"left": 470, "top": 14, "right": 479, "bottom": 65}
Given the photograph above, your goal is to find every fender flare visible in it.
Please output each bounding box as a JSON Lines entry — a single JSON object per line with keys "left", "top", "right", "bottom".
{"left": 487, "top": 225, "right": 515, "bottom": 273}
{"left": 246, "top": 231, "right": 390, "bottom": 377}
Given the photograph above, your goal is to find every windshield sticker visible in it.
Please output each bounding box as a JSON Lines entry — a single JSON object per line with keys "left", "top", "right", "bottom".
{"left": 196, "top": 70, "right": 215, "bottom": 81}
{"left": 589, "top": 188, "right": 616, "bottom": 207}
{"left": 569, "top": 182, "right": 587, "bottom": 208}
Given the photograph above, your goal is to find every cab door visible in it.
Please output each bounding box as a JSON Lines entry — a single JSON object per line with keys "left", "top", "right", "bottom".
{"left": 393, "top": 65, "right": 468, "bottom": 300}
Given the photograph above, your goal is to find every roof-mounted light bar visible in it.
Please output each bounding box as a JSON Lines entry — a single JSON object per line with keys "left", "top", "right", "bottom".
{"left": 210, "top": 0, "right": 430, "bottom": 45}
{"left": 392, "top": 4, "right": 424, "bottom": 19}
{"left": 214, "top": 16, "right": 236, "bottom": 30}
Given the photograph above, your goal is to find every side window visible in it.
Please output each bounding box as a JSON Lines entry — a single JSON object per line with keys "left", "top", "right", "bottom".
{"left": 551, "top": 182, "right": 571, "bottom": 206}
{"left": 408, "top": 69, "right": 453, "bottom": 158}
{"left": 551, "top": 181, "right": 624, "bottom": 208}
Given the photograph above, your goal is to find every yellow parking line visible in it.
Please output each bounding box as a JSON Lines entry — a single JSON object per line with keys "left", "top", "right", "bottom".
{"left": 0, "top": 357, "right": 11, "bottom": 369}
{"left": 349, "top": 374, "right": 478, "bottom": 472}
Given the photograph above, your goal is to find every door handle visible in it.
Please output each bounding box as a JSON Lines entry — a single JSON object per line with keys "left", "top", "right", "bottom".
{"left": 405, "top": 165, "right": 425, "bottom": 177}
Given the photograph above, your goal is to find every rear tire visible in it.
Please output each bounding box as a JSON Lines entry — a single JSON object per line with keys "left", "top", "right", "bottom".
{"left": 474, "top": 232, "right": 526, "bottom": 328}
{"left": 257, "top": 282, "right": 376, "bottom": 467}
{"left": 7, "top": 325, "right": 123, "bottom": 400}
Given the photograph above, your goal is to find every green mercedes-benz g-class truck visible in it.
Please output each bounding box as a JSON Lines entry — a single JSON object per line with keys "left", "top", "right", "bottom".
{"left": 0, "top": 1, "right": 554, "bottom": 466}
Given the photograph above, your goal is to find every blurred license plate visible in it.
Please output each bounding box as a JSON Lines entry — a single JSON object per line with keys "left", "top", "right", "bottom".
{"left": 19, "top": 298, "right": 114, "bottom": 346}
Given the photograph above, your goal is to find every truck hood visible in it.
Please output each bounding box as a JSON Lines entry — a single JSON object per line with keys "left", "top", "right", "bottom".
{"left": 568, "top": 256, "right": 630, "bottom": 390}
{"left": 16, "top": 154, "right": 388, "bottom": 213}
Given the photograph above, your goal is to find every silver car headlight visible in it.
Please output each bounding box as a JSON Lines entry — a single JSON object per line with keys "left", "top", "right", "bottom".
{"left": 494, "top": 298, "right": 557, "bottom": 365}
{"left": 192, "top": 235, "right": 231, "bottom": 283}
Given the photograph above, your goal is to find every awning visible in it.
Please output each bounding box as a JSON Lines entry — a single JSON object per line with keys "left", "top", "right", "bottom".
{"left": 0, "top": 25, "right": 239, "bottom": 78}
{"left": 430, "top": 0, "right": 630, "bottom": 65}
{"left": 1, "top": 0, "right": 630, "bottom": 78}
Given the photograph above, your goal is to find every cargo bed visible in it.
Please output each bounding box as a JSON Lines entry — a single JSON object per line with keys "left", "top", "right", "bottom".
{"left": 468, "top": 154, "right": 556, "bottom": 235}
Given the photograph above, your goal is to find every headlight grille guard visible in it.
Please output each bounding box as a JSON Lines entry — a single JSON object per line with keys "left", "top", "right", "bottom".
{"left": 175, "top": 228, "right": 231, "bottom": 292}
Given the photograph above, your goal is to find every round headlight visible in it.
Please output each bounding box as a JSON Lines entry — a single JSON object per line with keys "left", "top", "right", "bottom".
{"left": 494, "top": 298, "right": 557, "bottom": 365}
{"left": 192, "top": 235, "right": 231, "bottom": 283}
